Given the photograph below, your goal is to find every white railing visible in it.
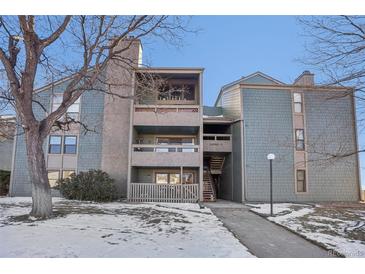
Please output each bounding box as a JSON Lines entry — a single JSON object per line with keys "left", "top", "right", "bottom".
{"left": 129, "top": 183, "right": 199, "bottom": 203}
{"left": 132, "top": 144, "right": 199, "bottom": 152}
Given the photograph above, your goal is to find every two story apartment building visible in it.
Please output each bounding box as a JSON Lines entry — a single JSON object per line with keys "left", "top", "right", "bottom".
{"left": 8, "top": 39, "right": 362, "bottom": 202}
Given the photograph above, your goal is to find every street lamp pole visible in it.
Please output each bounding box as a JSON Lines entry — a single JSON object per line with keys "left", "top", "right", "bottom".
{"left": 267, "top": 153, "right": 275, "bottom": 217}
{"left": 269, "top": 159, "right": 273, "bottom": 216}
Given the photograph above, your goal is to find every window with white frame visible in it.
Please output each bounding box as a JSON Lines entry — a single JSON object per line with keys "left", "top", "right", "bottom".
{"left": 48, "top": 135, "right": 62, "bottom": 154}
{"left": 293, "top": 93, "right": 303, "bottom": 113}
{"left": 64, "top": 135, "right": 77, "bottom": 154}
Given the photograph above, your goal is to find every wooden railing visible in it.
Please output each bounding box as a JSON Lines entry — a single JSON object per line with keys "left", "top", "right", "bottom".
{"left": 129, "top": 183, "right": 199, "bottom": 203}
{"left": 132, "top": 144, "right": 199, "bottom": 152}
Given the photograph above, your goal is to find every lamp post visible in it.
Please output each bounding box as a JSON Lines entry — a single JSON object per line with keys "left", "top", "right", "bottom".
{"left": 267, "top": 153, "right": 275, "bottom": 216}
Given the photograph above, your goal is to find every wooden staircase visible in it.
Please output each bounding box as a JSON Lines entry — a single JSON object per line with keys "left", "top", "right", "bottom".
{"left": 210, "top": 156, "right": 225, "bottom": 175}
{"left": 203, "top": 170, "right": 216, "bottom": 202}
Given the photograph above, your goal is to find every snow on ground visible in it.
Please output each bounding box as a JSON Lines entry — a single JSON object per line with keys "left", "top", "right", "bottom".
{"left": 247, "top": 203, "right": 365, "bottom": 258}
{"left": 0, "top": 197, "right": 254, "bottom": 258}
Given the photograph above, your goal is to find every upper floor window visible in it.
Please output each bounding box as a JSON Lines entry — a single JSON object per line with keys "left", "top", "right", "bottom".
{"left": 296, "top": 170, "right": 307, "bottom": 192}
{"left": 49, "top": 135, "right": 62, "bottom": 154}
{"left": 293, "top": 93, "right": 303, "bottom": 113}
{"left": 48, "top": 135, "right": 77, "bottom": 154}
{"left": 64, "top": 136, "right": 77, "bottom": 154}
{"left": 295, "top": 129, "right": 305, "bottom": 150}
{"left": 52, "top": 94, "right": 80, "bottom": 120}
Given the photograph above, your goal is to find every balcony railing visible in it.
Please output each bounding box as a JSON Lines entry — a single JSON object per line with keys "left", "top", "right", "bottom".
{"left": 129, "top": 183, "right": 199, "bottom": 203}
{"left": 133, "top": 144, "right": 199, "bottom": 152}
{"left": 131, "top": 144, "right": 200, "bottom": 167}
{"left": 203, "top": 134, "right": 232, "bottom": 153}
{"left": 133, "top": 105, "right": 200, "bottom": 126}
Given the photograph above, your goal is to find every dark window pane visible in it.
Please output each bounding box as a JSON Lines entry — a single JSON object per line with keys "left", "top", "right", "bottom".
{"left": 64, "top": 145, "right": 77, "bottom": 154}
{"left": 49, "top": 145, "right": 61, "bottom": 154}
{"left": 183, "top": 84, "right": 195, "bottom": 100}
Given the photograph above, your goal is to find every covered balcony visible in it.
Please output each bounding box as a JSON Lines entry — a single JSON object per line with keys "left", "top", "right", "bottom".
{"left": 131, "top": 126, "right": 201, "bottom": 167}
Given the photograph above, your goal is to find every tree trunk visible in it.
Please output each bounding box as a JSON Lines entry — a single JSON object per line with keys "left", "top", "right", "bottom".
{"left": 25, "top": 129, "right": 52, "bottom": 218}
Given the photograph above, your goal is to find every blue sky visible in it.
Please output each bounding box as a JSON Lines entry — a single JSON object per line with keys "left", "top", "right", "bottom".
{"left": 143, "top": 16, "right": 365, "bottom": 188}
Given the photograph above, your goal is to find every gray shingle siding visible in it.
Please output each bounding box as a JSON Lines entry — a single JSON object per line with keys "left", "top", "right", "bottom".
{"left": 9, "top": 126, "right": 31, "bottom": 196}
{"left": 0, "top": 139, "right": 14, "bottom": 171}
{"left": 304, "top": 91, "right": 359, "bottom": 201}
{"left": 241, "top": 88, "right": 359, "bottom": 202}
{"left": 231, "top": 122, "right": 243, "bottom": 202}
{"left": 10, "top": 84, "right": 106, "bottom": 196}
{"left": 77, "top": 89, "right": 105, "bottom": 172}
{"left": 203, "top": 106, "right": 223, "bottom": 116}
{"left": 10, "top": 90, "right": 50, "bottom": 196}
{"left": 243, "top": 88, "right": 296, "bottom": 202}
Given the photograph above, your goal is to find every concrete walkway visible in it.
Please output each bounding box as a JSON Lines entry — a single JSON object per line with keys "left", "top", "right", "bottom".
{"left": 205, "top": 200, "right": 334, "bottom": 258}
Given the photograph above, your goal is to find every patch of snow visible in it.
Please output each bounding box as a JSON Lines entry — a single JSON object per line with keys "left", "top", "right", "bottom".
{"left": 247, "top": 203, "right": 365, "bottom": 258}
{"left": 0, "top": 197, "right": 254, "bottom": 258}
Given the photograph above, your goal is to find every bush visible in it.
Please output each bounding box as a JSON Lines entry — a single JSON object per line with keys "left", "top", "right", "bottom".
{"left": 0, "top": 170, "right": 11, "bottom": 196}
{"left": 57, "top": 169, "right": 118, "bottom": 202}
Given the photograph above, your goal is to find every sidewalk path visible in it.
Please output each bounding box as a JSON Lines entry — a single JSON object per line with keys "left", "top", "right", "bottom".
{"left": 205, "top": 200, "right": 334, "bottom": 258}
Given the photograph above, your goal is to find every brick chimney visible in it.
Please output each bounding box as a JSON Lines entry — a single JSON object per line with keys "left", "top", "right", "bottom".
{"left": 294, "top": 70, "right": 314, "bottom": 86}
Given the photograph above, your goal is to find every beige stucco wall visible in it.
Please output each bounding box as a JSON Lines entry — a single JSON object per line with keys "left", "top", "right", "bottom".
{"left": 101, "top": 39, "right": 140, "bottom": 196}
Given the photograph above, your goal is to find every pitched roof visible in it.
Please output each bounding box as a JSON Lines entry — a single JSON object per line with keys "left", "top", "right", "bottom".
{"left": 215, "top": 71, "right": 285, "bottom": 106}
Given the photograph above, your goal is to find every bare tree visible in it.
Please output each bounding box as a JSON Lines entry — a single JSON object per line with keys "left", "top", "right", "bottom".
{"left": 299, "top": 16, "right": 365, "bottom": 160}
{"left": 0, "top": 16, "right": 191, "bottom": 218}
